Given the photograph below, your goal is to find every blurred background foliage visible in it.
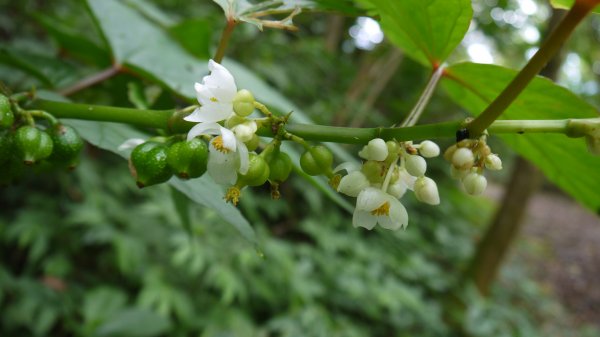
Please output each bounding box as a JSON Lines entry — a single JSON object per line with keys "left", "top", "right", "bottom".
{"left": 1, "top": 0, "right": 600, "bottom": 336}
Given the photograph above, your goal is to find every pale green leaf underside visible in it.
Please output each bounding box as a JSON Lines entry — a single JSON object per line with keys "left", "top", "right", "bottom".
{"left": 367, "top": 0, "right": 472, "bottom": 67}
{"left": 549, "top": 0, "right": 600, "bottom": 13}
{"left": 442, "top": 62, "right": 600, "bottom": 213}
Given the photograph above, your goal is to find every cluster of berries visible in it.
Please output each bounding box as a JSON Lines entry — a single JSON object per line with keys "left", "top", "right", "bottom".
{"left": 0, "top": 94, "right": 84, "bottom": 185}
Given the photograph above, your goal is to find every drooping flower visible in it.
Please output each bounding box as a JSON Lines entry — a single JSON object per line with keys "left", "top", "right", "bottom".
{"left": 352, "top": 187, "right": 409, "bottom": 230}
{"left": 184, "top": 60, "right": 238, "bottom": 124}
{"left": 187, "top": 122, "right": 249, "bottom": 185}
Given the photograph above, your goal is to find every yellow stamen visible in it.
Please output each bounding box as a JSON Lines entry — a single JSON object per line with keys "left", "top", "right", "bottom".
{"left": 370, "top": 201, "right": 390, "bottom": 216}
{"left": 210, "top": 97, "right": 218, "bottom": 102}
{"left": 224, "top": 186, "right": 241, "bottom": 205}
{"left": 329, "top": 174, "right": 341, "bottom": 190}
{"left": 212, "top": 136, "right": 231, "bottom": 153}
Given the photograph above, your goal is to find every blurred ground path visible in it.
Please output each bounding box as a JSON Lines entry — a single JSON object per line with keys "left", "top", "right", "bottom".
{"left": 488, "top": 185, "right": 600, "bottom": 326}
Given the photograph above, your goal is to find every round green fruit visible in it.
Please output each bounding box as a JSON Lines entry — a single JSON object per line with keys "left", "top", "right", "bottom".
{"left": 299, "top": 145, "right": 333, "bottom": 176}
{"left": 129, "top": 141, "right": 173, "bottom": 188}
{"left": 268, "top": 151, "right": 292, "bottom": 183}
{"left": 48, "top": 124, "right": 84, "bottom": 169}
{"left": 167, "top": 138, "right": 208, "bottom": 179}
{"left": 238, "top": 153, "right": 269, "bottom": 186}
{"left": 14, "top": 126, "right": 53, "bottom": 165}
{"left": 0, "top": 95, "right": 14, "bottom": 129}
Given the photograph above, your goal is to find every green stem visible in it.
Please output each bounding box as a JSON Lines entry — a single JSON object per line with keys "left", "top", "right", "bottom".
{"left": 467, "top": 1, "right": 594, "bottom": 136}
{"left": 32, "top": 99, "right": 598, "bottom": 144}
{"left": 214, "top": 19, "right": 237, "bottom": 63}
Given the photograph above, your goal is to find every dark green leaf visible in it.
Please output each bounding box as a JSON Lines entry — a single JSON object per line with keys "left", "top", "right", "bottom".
{"left": 442, "top": 62, "right": 600, "bottom": 211}
{"left": 365, "top": 0, "right": 472, "bottom": 67}
{"left": 0, "top": 47, "right": 78, "bottom": 87}
{"left": 168, "top": 19, "right": 212, "bottom": 59}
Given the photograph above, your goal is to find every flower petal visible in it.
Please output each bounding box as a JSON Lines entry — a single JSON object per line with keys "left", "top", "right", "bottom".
{"left": 186, "top": 122, "right": 222, "bottom": 140}
{"left": 356, "top": 187, "right": 388, "bottom": 212}
{"left": 118, "top": 138, "right": 145, "bottom": 151}
{"left": 205, "top": 60, "right": 237, "bottom": 100}
{"left": 352, "top": 209, "right": 377, "bottom": 230}
{"left": 333, "top": 162, "right": 360, "bottom": 174}
{"left": 219, "top": 127, "right": 237, "bottom": 151}
{"left": 236, "top": 140, "right": 249, "bottom": 174}
{"left": 378, "top": 197, "right": 408, "bottom": 230}
{"left": 338, "top": 171, "right": 369, "bottom": 197}
{"left": 208, "top": 147, "right": 238, "bottom": 185}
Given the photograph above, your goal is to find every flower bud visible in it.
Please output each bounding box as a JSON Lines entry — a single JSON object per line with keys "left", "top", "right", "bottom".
{"left": 484, "top": 153, "right": 502, "bottom": 170}
{"left": 337, "top": 171, "right": 370, "bottom": 197}
{"left": 358, "top": 138, "right": 388, "bottom": 161}
{"left": 418, "top": 140, "right": 440, "bottom": 158}
{"left": 388, "top": 180, "right": 408, "bottom": 199}
{"left": 231, "top": 121, "right": 257, "bottom": 143}
{"left": 413, "top": 176, "right": 440, "bottom": 205}
{"left": 232, "top": 89, "right": 255, "bottom": 117}
{"left": 405, "top": 155, "right": 427, "bottom": 177}
{"left": 450, "top": 165, "right": 469, "bottom": 179}
{"left": 462, "top": 172, "right": 487, "bottom": 195}
{"left": 451, "top": 147, "right": 474, "bottom": 169}
{"left": 361, "top": 160, "right": 386, "bottom": 184}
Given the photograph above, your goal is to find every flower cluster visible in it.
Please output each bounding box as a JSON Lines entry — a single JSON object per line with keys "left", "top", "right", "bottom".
{"left": 335, "top": 138, "right": 441, "bottom": 231}
{"left": 185, "top": 60, "right": 260, "bottom": 186}
{"left": 444, "top": 134, "right": 502, "bottom": 195}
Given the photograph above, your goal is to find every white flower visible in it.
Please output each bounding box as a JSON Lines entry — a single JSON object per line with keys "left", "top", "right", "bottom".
{"left": 451, "top": 147, "right": 474, "bottom": 169}
{"left": 187, "top": 122, "right": 249, "bottom": 185}
{"left": 358, "top": 138, "right": 388, "bottom": 161}
{"left": 484, "top": 154, "right": 502, "bottom": 170}
{"left": 184, "top": 60, "right": 237, "bottom": 124}
{"left": 352, "top": 187, "right": 408, "bottom": 230}
{"left": 231, "top": 120, "right": 257, "bottom": 143}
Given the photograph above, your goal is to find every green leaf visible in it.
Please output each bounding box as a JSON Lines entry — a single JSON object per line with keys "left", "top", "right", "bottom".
{"left": 549, "top": 0, "right": 600, "bottom": 13}
{"left": 168, "top": 19, "right": 212, "bottom": 59}
{"left": 61, "top": 119, "right": 258, "bottom": 245}
{"left": 0, "top": 47, "right": 78, "bottom": 87}
{"left": 94, "top": 308, "right": 170, "bottom": 337}
{"left": 365, "top": 0, "right": 472, "bottom": 67}
{"left": 33, "top": 14, "right": 111, "bottom": 67}
{"left": 442, "top": 62, "right": 600, "bottom": 212}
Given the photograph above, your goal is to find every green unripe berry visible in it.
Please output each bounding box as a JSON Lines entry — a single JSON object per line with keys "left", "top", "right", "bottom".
{"left": 0, "top": 95, "right": 14, "bottom": 129}
{"left": 167, "top": 138, "right": 208, "bottom": 179}
{"left": 300, "top": 145, "right": 333, "bottom": 176}
{"left": 232, "top": 89, "right": 255, "bottom": 117}
{"left": 268, "top": 151, "right": 292, "bottom": 183}
{"left": 129, "top": 141, "right": 172, "bottom": 188}
{"left": 238, "top": 153, "right": 269, "bottom": 186}
{"left": 360, "top": 160, "right": 385, "bottom": 184}
{"left": 48, "top": 124, "right": 84, "bottom": 169}
{"left": 14, "top": 126, "right": 53, "bottom": 165}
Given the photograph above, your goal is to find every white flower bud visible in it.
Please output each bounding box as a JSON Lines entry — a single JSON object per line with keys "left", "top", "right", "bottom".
{"left": 231, "top": 121, "right": 257, "bottom": 143}
{"left": 452, "top": 148, "right": 474, "bottom": 169}
{"left": 462, "top": 172, "right": 487, "bottom": 196}
{"left": 388, "top": 180, "right": 408, "bottom": 199}
{"left": 405, "top": 155, "right": 427, "bottom": 177}
{"left": 413, "top": 176, "right": 440, "bottom": 205}
{"left": 450, "top": 165, "right": 469, "bottom": 179}
{"left": 337, "top": 171, "right": 370, "bottom": 197}
{"left": 233, "top": 89, "right": 255, "bottom": 117}
{"left": 358, "top": 138, "right": 388, "bottom": 161}
{"left": 484, "top": 154, "right": 502, "bottom": 170}
{"left": 418, "top": 140, "right": 440, "bottom": 158}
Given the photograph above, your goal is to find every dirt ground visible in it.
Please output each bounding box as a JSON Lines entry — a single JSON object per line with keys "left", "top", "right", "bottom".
{"left": 490, "top": 185, "right": 600, "bottom": 327}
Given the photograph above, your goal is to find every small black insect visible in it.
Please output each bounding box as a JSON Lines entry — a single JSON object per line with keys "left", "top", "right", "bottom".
{"left": 456, "top": 128, "right": 470, "bottom": 142}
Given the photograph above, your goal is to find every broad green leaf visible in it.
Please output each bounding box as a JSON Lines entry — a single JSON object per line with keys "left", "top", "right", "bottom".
{"left": 95, "top": 308, "right": 170, "bottom": 337}
{"left": 168, "top": 19, "right": 212, "bottom": 59}
{"left": 549, "top": 0, "right": 600, "bottom": 13}
{"left": 86, "top": 0, "right": 356, "bottom": 213}
{"left": 33, "top": 14, "right": 110, "bottom": 67}
{"left": 365, "top": 0, "right": 472, "bottom": 67}
{"left": 60, "top": 118, "right": 258, "bottom": 244}
{"left": 0, "top": 47, "right": 78, "bottom": 87}
{"left": 442, "top": 62, "right": 600, "bottom": 212}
